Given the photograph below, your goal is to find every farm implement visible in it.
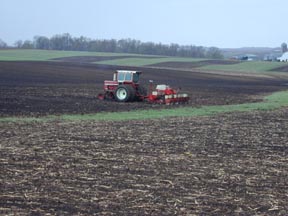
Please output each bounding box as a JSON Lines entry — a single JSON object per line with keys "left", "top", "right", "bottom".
{"left": 98, "top": 70, "right": 189, "bottom": 104}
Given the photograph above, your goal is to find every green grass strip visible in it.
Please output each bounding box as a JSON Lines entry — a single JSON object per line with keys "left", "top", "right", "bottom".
{"left": 95, "top": 57, "right": 204, "bottom": 67}
{"left": 0, "top": 49, "right": 138, "bottom": 61}
{"left": 200, "top": 61, "right": 288, "bottom": 73}
{"left": 1, "top": 90, "right": 288, "bottom": 122}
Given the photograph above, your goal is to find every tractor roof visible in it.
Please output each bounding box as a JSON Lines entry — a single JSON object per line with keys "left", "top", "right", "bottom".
{"left": 116, "top": 70, "right": 141, "bottom": 74}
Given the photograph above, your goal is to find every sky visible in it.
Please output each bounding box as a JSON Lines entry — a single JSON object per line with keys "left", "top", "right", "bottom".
{"left": 1, "top": 0, "right": 287, "bottom": 48}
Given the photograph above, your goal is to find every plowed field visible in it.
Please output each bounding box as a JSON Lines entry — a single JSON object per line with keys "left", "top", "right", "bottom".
{"left": 1, "top": 109, "right": 288, "bottom": 215}
{"left": 0, "top": 60, "right": 287, "bottom": 117}
{"left": 1, "top": 59, "right": 288, "bottom": 215}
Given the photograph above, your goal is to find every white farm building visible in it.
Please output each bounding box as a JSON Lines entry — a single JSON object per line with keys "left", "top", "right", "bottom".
{"left": 277, "top": 52, "right": 288, "bottom": 62}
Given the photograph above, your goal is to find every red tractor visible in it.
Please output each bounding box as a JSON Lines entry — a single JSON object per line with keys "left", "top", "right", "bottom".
{"left": 98, "top": 70, "right": 189, "bottom": 104}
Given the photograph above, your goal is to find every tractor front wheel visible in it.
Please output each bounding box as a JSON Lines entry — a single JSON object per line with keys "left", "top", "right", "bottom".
{"left": 115, "top": 85, "right": 135, "bottom": 102}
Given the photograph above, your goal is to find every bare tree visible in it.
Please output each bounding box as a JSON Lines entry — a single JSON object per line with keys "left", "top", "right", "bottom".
{"left": 14, "top": 40, "right": 23, "bottom": 48}
{"left": 14, "top": 33, "right": 224, "bottom": 59}
{"left": 22, "top": 40, "right": 34, "bottom": 49}
{"left": 0, "top": 39, "right": 7, "bottom": 48}
{"left": 34, "top": 36, "right": 50, "bottom": 49}
{"left": 206, "top": 47, "right": 223, "bottom": 59}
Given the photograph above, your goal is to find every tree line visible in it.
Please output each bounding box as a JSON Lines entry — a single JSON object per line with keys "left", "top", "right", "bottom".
{"left": 1, "top": 33, "right": 224, "bottom": 59}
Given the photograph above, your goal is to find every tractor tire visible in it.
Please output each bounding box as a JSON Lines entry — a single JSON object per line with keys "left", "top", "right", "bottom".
{"left": 136, "top": 85, "right": 147, "bottom": 101}
{"left": 115, "top": 85, "right": 135, "bottom": 102}
{"left": 138, "top": 85, "right": 147, "bottom": 96}
{"left": 127, "top": 85, "right": 136, "bottom": 101}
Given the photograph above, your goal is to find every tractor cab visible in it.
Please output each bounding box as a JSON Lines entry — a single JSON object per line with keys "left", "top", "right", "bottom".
{"left": 114, "top": 70, "right": 141, "bottom": 83}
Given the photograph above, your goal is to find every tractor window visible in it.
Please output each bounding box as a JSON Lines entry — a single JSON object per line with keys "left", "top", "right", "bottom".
{"left": 133, "top": 73, "right": 139, "bottom": 83}
{"left": 117, "top": 72, "right": 125, "bottom": 81}
{"left": 125, "top": 73, "right": 132, "bottom": 81}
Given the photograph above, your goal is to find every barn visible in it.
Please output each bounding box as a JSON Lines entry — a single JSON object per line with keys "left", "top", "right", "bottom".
{"left": 277, "top": 52, "right": 288, "bottom": 62}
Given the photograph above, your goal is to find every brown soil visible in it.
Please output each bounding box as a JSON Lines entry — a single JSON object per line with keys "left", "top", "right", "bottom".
{"left": 271, "top": 64, "right": 288, "bottom": 72}
{"left": 1, "top": 59, "right": 288, "bottom": 215}
{"left": 148, "top": 60, "right": 240, "bottom": 69}
{"left": 53, "top": 55, "right": 160, "bottom": 63}
{"left": 0, "top": 61, "right": 287, "bottom": 117}
{"left": 1, "top": 109, "right": 287, "bottom": 215}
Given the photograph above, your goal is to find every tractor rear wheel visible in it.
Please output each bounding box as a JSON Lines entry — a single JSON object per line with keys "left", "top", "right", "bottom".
{"left": 136, "top": 85, "right": 147, "bottom": 101}
{"left": 115, "top": 85, "right": 135, "bottom": 102}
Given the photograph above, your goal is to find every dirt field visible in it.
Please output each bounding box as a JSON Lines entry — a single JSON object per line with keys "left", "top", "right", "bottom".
{"left": 53, "top": 55, "right": 160, "bottom": 63}
{"left": 1, "top": 59, "right": 288, "bottom": 215}
{"left": 1, "top": 109, "right": 288, "bottom": 215}
{"left": 0, "top": 60, "right": 287, "bottom": 117}
{"left": 272, "top": 64, "right": 288, "bottom": 72}
{"left": 148, "top": 59, "right": 240, "bottom": 69}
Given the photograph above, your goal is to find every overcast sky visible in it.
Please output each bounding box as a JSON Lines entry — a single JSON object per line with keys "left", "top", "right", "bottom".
{"left": 1, "top": 0, "right": 287, "bottom": 48}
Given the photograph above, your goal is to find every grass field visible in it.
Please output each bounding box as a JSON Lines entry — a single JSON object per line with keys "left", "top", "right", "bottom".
{"left": 200, "top": 61, "right": 288, "bottom": 73}
{"left": 95, "top": 57, "right": 204, "bottom": 67}
{"left": 0, "top": 49, "right": 204, "bottom": 66}
{"left": 0, "top": 49, "right": 137, "bottom": 61}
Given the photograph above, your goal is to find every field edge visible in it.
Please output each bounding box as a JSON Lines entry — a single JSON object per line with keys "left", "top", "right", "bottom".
{"left": 1, "top": 90, "right": 288, "bottom": 122}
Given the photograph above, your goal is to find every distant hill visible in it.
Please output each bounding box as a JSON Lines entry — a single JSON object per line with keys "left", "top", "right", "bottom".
{"left": 221, "top": 47, "right": 282, "bottom": 60}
